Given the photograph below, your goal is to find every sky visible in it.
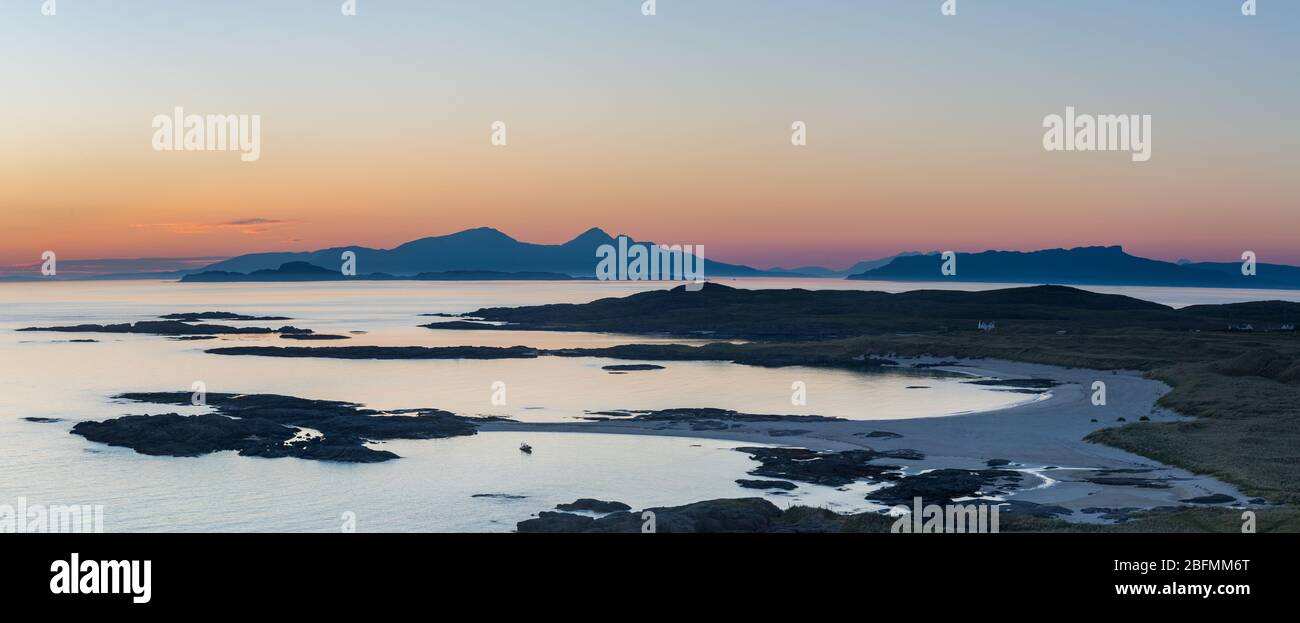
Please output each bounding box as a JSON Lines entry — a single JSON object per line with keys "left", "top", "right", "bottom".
{"left": 1, "top": 0, "right": 1297, "bottom": 272}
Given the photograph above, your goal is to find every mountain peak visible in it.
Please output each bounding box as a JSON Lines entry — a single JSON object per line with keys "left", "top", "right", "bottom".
{"left": 563, "top": 227, "right": 614, "bottom": 247}
{"left": 446, "top": 227, "right": 514, "bottom": 241}
{"left": 393, "top": 227, "right": 516, "bottom": 251}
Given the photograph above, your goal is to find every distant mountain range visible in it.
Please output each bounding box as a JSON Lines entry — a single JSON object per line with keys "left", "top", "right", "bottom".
{"left": 181, "top": 261, "right": 574, "bottom": 282}
{"left": 194, "top": 231, "right": 1300, "bottom": 290}
{"left": 10, "top": 227, "right": 1300, "bottom": 291}
{"left": 848, "top": 246, "right": 1300, "bottom": 290}
{"left": 766, "top": 252, "right": 925, "bottom": 278}
{"left": 196, "top": 227, "right": 791, "bottom": 279}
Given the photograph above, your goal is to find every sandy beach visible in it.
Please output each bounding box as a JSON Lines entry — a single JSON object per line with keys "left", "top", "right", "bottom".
{"left": 481, "top": 357, "right": 1251, "bottom": 520}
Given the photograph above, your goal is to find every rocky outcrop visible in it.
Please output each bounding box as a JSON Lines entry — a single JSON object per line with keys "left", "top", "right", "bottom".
{"left": 1179, "top": 493, "right": 1237, "bottom": 504}
{"left": 160, "top": 312, "right": 291, "bottom": 321}
{"left": 867, "top": 468, "right": 1024, "bottom": 505}
{"left": 735, "top": 447, "right": 922, "bottom": 487}
{"left": 19, "top": 320, "right": 314, "bottom": 337}
{"left": 70, "top": 392, "right": 480, "bottom": 463}
{"left": 736, "top": 479, "right": 797, "bottom": 490}
{"left": 632, "top": 408, "right": 841, "bottom": 424}
{"left": 206, "top": 345, "right": 541, "bottom": 359}
{"left": 601, "top": 364, "right": 665, "bottom": 372}
{"left": 555, "top": 499, "right": 632, "bottom": 513}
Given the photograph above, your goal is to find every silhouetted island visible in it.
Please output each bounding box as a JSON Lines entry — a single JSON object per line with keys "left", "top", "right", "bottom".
{"left": 71, "top": 392, "right": 489, "bottom": 463}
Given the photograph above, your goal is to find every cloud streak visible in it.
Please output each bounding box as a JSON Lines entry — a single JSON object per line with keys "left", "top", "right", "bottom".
{"left": 132, "top": 218, "right": 296, "bottom": 235}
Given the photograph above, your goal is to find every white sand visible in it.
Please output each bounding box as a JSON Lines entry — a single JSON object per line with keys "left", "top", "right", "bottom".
{"left": 480, "top": 357, "right": 1251, "bottom": 520}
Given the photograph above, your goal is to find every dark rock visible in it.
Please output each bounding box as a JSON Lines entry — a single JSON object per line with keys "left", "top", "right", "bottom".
{"left": 601, "top": 364, "right": 665, "bottom": 372}
{"left": 70, "top": 392, "right": 480, "bottom": 463}
{"left": 206, "top": 345, "right": 541, "bottom": 359}
{"left": 19, "top": 320, "right": 286, "bottom": 336}
{"left": 868, "top": 469, "right": 1024, "bottom": 505}
{"left": 986, "top": 458, "right": 1012, "bottom": 467}
{"left": 964, "top": 378, "right": 1060, "bottom": 389}
{"left": 631, "top": 408, "right": 841, "bottom": 424}
{"left": 72, "top": 413, "right": 294, "bottom": 458}
{"left": 555, "top": 498, "right": 632, "bottom": 513}
{"left": 242, "top": 435, "right": 398, "bottom": 463}
{"left": 22, "top": 417, "right": 63, "bottom": 423}
{"left": 517, "top": 511, "right": 614, "bottom": 533}
{"left": 160, "top": 312, "right": 291, "bottom": 322}
{"left": 736, "top": 479, "right": 797, "bottom": 490}
{"left": 860, "top": 430, "right": 903, "bottom": 439}
{"left": 1179, "top": 493, "right": 1236, "bottom": 505}
{"left": 736, "top": 447, "right": 920, "bottom": 487}
{"left": 280, "top": 333, "right": 351, "bottom": 340}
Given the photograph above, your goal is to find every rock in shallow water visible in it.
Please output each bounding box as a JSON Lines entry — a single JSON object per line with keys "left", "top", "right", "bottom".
{"left": 735, "top": 447, "right": 922, "bottom": 487}
{"left": 69, "top": 392, "right": 481, "bottom": 463}
{"left": 867, "top": 468, "right": 1024, "bottom": 506}
{"left": 600, "top": 364, "right": 665, "bottom": 372}
{"left": 555, "top": 499, "right": 632, "bottom": 513}
{"left": 736, "top": 479, "right": 797, "bottom": 490}
{"left": 1179, "top": 493, "right": 1237, "bottom": 505}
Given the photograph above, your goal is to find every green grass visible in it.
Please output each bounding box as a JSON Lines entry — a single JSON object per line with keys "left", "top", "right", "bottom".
{"left": 1087, "top": 365, "right": 1300, "bottom": 504}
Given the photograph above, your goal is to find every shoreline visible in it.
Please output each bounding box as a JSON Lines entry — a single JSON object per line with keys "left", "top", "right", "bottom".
{"left": 480, "top": 357, "right": 1252, "bottom": 521}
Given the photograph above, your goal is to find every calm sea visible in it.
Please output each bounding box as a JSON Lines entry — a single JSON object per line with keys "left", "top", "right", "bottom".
{"left": 1, "top": 278, "right": 1287, "bottom": 531}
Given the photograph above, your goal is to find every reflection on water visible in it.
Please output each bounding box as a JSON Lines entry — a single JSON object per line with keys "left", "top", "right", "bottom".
{"left": 0, "top": 280, "right": 1033, "bottom": 423}
{"left": 0, "top": 423, "right": 874, "bottom": 532}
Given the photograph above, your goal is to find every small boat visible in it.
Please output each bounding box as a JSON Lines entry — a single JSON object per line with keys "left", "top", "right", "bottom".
{"left": 519, "top": 442, "right": 532, "bottom": 454}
